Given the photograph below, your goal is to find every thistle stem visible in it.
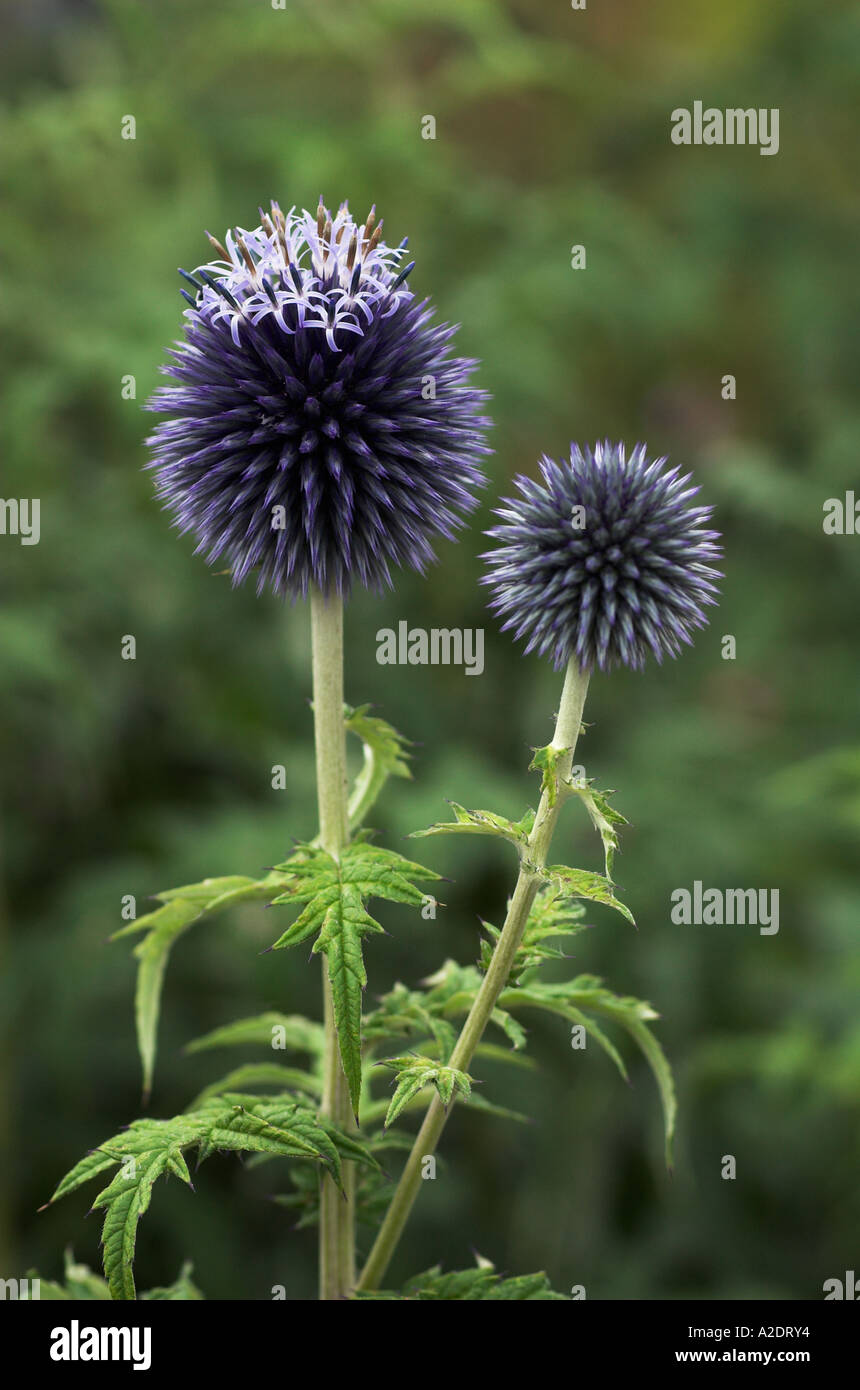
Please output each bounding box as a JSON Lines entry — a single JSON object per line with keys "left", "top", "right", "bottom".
{"left": 310, "top": 588, "right": 355, "bottom": 1300}
{"left": 356, "top": 658, "right": 591, "bottom": 1293}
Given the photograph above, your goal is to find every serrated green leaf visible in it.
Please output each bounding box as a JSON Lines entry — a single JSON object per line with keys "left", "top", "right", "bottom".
{"left": 480, "top": 886, "right": 590, "bottom": 987}
{"left": 345, "top": 704, "right": 412, "bottom": 829}
{"left": 140, "top": 1261, "right": 204, "bottom": 1300}
{"left": 92, "top": 1148, "right": 176, "bottom": 1300}
{"left": 269, "top": 841, "right": 439, "bottom": 1115}
{"left": 572, "top": 783, "right": 628, "bottom": 877}
{"left": 544, "top": 864, "right": 635, "bottom": 927}
{"left": 500, "top": 977, "right": 675, "bottom": 1165}
{"left": 44, "top": 1148, "right": 120, "bottom": 1206}
{"left": 528, "top": 743, "right": 570, "bottom": 807}
{"left": 363, "top": 981, "right": 458, "bottom": 1059}
{"left": 357, "top": 1263, "right": 566, "bottom": 1300}
{"left": 581, "top": 996, "right": 676, "bottom": 1168}
{"left": 193, "top": 1100, "right": 341, "bottom": 1174}
{"left": 410, "top": 802, "right": 535, "bottom": 851}
{"left": 44, "top": 1095, "right": 374, "bottom": 1298}
{"left": 113, "top": 872, "right": 293, "bottom": 1098}
{"left": 377, "top": 1054, "right": 472, "bottom": 1127}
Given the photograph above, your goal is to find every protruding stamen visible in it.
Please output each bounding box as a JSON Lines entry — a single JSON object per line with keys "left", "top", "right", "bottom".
{"left": 322, "top": 217, "right": 332, "bottom": 271}
{"left": 197, "top": 267, "right": 241, "bottom": 310}
{"left": 389, "top": 260, "right": 415, "bottom": 290}
{"left": 367, "top": 222, "right": 383, "bottom": 253}
{"left": 204, "top": 231, "right": 230, "bottom": 262}
{"left": 317, "top": 197, "right": 325, "bottom": 238}
{"left": 361, "top": 206, "right": 377, "bottom": 252}
{"left": 235, "top": 234, "right": 258, "bottom": 282}
{"left": 346, "top": 233, "right": 358, "bottom": 272}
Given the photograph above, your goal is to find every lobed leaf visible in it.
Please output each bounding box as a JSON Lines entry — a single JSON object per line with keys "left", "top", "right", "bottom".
{"left": 410, "top": 802, "right": 535, "bottom": 851}
{"left": 480, "top": 884, "right": 589, "bottom": 984}
{"left": 344, "top": 704, "right": 412, "bottom": 829}
{"left": 112, "top": 872, "right": 293, "bottom": 1098}
{"left": 499, "top": 977, "right": 675, "bottom": 1165}
{"left": 357, "top": 1262, "right": 567, "bottom": 1300}
{"left": 140, "top": 1261, "right": 204, "bottom": 1300}
{"left": 571, "top": 782, "right": 628, "bottom": 878}
{"left": 544, "top": 863, "right": 635, "bottom": 927}
{"left": 529, "top": 743, "right": 571, "bottom": 808}
{"left": 44, "top": 1095, "right": 378, "bottom": 1298}
{"left": 376, "top": 1054, "right": 472, "bottom": 1128}
{"left": 269, "top": 840, "right": 439, "bottom": 1116}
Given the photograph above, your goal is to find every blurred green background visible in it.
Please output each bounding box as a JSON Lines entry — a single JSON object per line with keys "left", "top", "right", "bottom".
{"left": 1, "top": 0, "right": 858, "bottom": 1300}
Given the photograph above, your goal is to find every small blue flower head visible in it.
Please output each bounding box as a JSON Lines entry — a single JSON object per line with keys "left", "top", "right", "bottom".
{"left": 146, "top": 200, "right": 491, "bottom": 597}
{"left": 482, "top": 441, "right": 722, "bottom": 672}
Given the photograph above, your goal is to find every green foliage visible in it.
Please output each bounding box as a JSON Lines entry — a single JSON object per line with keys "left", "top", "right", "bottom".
{"left": 529, "top": 743, "right": 570, "bottom": 807}
{"left": 186, "top": 1013, "right": 324, "bottom": 1060}
{"left": 44, "top": 1095, "right": 379, "bottom": 1299}
{"left": 4, "top": 0, "right": 857, "bottom": 1304}
{"left": 345, "top": 704, "right": 412, "bottom": 828}
{"left": 25, "top": 1252, "right": 203, "bottom": 1301}
{"left": 186, "top": 1063, "right": 322, "bottom": 1110}
{"left": 141, "top": 1262, "right": 205, "bottom": 1301}
{"left": 268, "top": 835, "right": 440, "bottom": 1115}
{"left": 480, "top": 885, "right": 589, "bottom": 983}
{"left": 364, "top": 962, "right": 526, "bottom": 1056}
{"left": 25, "top": 1250, "right": 112, "bottom": 1301}
{"left": 109, "top": 707, "right": 413, "bottom": 1100}
{"left": 571, "top": 783, "right": 628, "bottom": 878}
{"left": 356, "top": 1262, "right": 567, "bottom": 1300}
{"left": 410, "top": 801, "right": 536, "bottom": 852}
{"left": 500, "top": 978, "right": 676, "bottom": 1165}
{"left": 112, "top": 873, "right": 292, "bottom": 1097}
{"left": 544, "top": 864, "right": 636, "bottom": 927}
{"left": 363, "top": 980, "right": 460, "bottom": 1059}
{"left": 377, "top": 1054, "right": 473, "bottom": 1127}
{"left": 274, "top": 1130, "right": 416, "bottom": 1233}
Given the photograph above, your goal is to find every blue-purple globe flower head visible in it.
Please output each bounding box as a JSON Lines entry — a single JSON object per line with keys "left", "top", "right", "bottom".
{"left": 146, "top": 200, "right": 491, "bottom": 597}
{"left": 482, "top": 441, "right": 722, "bottom": 672}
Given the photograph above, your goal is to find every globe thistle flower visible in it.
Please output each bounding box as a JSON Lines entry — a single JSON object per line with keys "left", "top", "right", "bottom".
{"left": 146, "top": 200, "right": 491, "bottom": 596}
{"left": 483, "top": 441, "right": 722, "bottom": 672}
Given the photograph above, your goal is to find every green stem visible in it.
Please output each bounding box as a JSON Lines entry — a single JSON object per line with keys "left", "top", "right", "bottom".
{"left": 310, "top": 588, "right": 355, "bottom": 1300}
{"left": 356, "top": 658, "right": 591, "bottom": 1293}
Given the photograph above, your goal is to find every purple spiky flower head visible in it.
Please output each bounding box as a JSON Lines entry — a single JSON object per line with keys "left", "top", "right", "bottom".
{"left": 145, "top": 200, "right": 491, "bottom": 596}
{"left": 482, "top": 441, "right": 722, "bottom": 672}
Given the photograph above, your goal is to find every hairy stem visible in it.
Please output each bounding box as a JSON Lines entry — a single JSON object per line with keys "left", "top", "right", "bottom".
{"left": 356, "top": 658, "right": 591, "bottom": 1292}
{"left": 310, "top": 589, "right": 355, "bottom": 1300}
